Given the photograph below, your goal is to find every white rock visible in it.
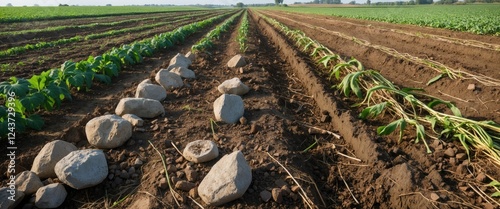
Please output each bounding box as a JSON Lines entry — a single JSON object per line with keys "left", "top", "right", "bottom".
{"left": 15, "top": 171, "right": 43, "bottom": 195}
{"left": 31, "top": 140, "right": 77, "bottom": 179}
{"left": 0, "top": 187, "right": 24, "bottom": 209}
{"left": 115, "top": 98, "right": 165, "bottom": 118}
{"left": 35, "top": 183, "right": 67, "bottom": 208}
{"left": 198, "top": 151, "right": 252, "bottom": 206}
{"left": 169, "top": 53, "right": 192, "bottom": 68}
{"left": 170, "top": 66, "right": 196, "bottom": 79}
{"left": 183, "top": 140, "right": 219, "bottom": 163}
{"left": 155, "top": 69, "right": 184, "bottom": 90}
{"left": 55, "top": 149, "right": 108, "bottom": 190}
{"left": 85, "top": 115, "right": 132, "bottom": 149}
{"left": 185, "top": 51, "right": 196, "bottom": 62}
{"left": 135, "top": 81, "right": 167, "bottom": 101}
{"left": 227, "top": 54, "right": 247, "bottom": 68}
{"left": 139, "top": 78, "right": 152, "bottom": 85}
{"left": 217, "top": 78, "right": 250, "bottom": 95}
{"left": 121, "top": 114, "right": 144, "bottom": 127}
{"left": 213, "top": 94, "right": 244, "bottom": 124}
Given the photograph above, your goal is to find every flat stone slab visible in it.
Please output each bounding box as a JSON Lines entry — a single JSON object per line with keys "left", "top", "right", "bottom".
{"left": 183, "top": 140, "right": 219, "bottom": 163}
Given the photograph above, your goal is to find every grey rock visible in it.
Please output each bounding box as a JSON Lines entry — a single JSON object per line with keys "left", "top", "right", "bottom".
{"left": 169, "top": 66, "right": 196, "bottom": 79}
{"left": 213, "top": 94, "right": 244, "bottom": 124}
{"left": 185, "top": 51, "right": 196, "bottom": 62}
{"left": 198, "top": 151, "right": 252, "bottom": 206}
{"left": 169, "top": 53, "right": 192, "bottom": 68}
{"left": 260, "top": 190, "right": 272, "bottom": 202}
{"left": 0, "top": 187, "right": 24, "bottom": 209}
{"left": 35, "top": 183, "right": 66, "bottom": 208}
{"left": 55, "top": 149, "right": 108, "bottom": 190}
{"left": 183, "top": 140, "right": 218, "bottom": 163}
{"left": 15, "top": 171, "right": 43, "bottom": 195}
{"left": 121, "top": 114, "right": 144, "bottom": 127}
{"left": 227, "top": 54, "right": 247, "bottom": 68}
{"left": 217, "top": 78, "right": 250, "bottom": 95}
{"left": 115, "top": 98, "right": 165, "bottom": 118}
{"left": 85, "top": 115, "right": 132, "bottom": 149}
{"left": 135, "top": 80, "right": 167, "bottom": 101}
{"left": 155, "top": 69, "right": 183, "bottom": 90}
{"left": 31, "top": 140, "right": 77, "bottom": 179}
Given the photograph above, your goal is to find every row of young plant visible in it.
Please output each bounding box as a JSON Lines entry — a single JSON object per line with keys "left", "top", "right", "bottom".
{"left": 191, "top": 11, "right": 243, "bottom": 52}
{"left": 257, "top": 12, "right": 500, "bottom": 167}
{"left": 0, "top": 11, "right": 235, "bottom": 138}
{"left": 259, "top": 11, "right": 500, "bottom": 88}
{"left": 237, "top": 10, "right": 249, "bottom": 53}
{"left": 0, "top": 11, "right": 219, "bottom": 58}
{"left": 0, "top": 11, "right": 208, "bottom": 37}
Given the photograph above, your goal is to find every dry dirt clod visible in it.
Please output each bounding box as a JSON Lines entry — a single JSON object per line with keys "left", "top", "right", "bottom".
{"left": 444, "top": 148, "right": 456, "bottom": 157}
{"left": 159, "top": 178, "right": 168, "bottom": 190}
{"left": 430, "top": 192, "right": 440, "bottom": 201}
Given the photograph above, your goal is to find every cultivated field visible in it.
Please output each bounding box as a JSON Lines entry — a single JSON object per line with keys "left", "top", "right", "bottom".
{"left": 0, "top": 5, "right": 499, "bottom": 209}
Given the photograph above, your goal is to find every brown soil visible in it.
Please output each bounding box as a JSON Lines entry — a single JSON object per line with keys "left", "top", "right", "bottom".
{"left": 0, "top": 11, "right": 210, "bottom": 51}
{"left": 0, "top": 10, "right": 230, "bottom": 81}
{"left": 0, "top": 8, "right": 499, "bottom": 209}
{"left": 259, "top": 10, "right": 500, "bottom": 124}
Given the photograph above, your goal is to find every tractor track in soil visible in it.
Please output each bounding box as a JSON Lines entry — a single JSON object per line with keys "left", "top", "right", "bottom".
{"left": 0, "top": 8, "right": 497, "bottom": 209}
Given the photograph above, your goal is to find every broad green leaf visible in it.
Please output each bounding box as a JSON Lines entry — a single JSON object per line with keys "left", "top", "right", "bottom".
{"left": 359, "top": 102, "right": 387, "bottom": 119}
{"left": 20, "top": 92, "right": 45, "bottom": 112}
{"left": 449, "top": 106, "right": 462, "bottom": 117}
{"left": 61, "top": 61, "right": 76, "bottom": 72}
{"left": 399, "top": 119, "right": 407, "bottom": 142}
{"left": 27, "top": 74, "right": 48, "bottom": 92}
{"left": 377, "top": 119, "right": 401, "bottom": 136}
{"left": 489, "top": 180, "right": 500, "bottom": 187}
{"left": 0, "top": 77, "right": 30, "bottom": 98}
{"left": 350, "top": 71, "right": 364, "bottom": 98}
{"left": 26, "top": 114, "right": 44, "bottom": 130}
{"left": 493, "top": 192, "right": 500, "bottom": 197}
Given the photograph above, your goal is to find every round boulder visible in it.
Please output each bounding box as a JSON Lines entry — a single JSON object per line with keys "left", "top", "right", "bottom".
{"left": 85, "top": 114, "right": 132, "bottom": 149}
{"left": 55, "top": 149, "right": 108, "bottom": 190}
{"left": 213, "top": 94, "right": 244, "bottom": 124}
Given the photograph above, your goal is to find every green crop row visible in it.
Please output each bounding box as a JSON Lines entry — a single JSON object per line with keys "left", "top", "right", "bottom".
{"left": 0, "top": 11, "right": 234, "bottom": 138}
{"left": 0, "top": 6, "right": 208, "bottom": 23}
{"left": 0, "top": 12, "right": 217, "bottom": 58}
{"left": 262, "top": 5, "right": 500, "bottom": 35}
{"left": 258, "top": 12, "right": 500, "bottom": 167}
{"left": 237, "top": 10, "right": 250, "bottom": 53}
{"left": 191, "top": 11, "right": 243, "bottom": 52}
{"left": 0, "top": 11, "right": 210, "bottom": 37}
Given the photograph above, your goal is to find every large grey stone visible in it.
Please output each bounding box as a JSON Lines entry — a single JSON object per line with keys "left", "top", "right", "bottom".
{"left": 15, "top": 171, "right": 43, "bottom": 195}
{"left": 135, "top": 79, "right": 167, "bottom": 101}
{"left": 121, "top": 114, "right": 144, "bottom": 127}
{"left": 213, "top": 94, "right": 244, "bottom": 124}
{"left": 227, "top": 54, "right": 247, "bottom": 68}
{"left": 85, "top": 115, "right": 132, "bottom": 149}
{"left": 55, "top": 149, "right": 108, "bottom": 190}
{"left": 31, "top": 140, "right": 77, "bottom": 179}
{"left": 198, "top": 151, "right": 252, "bottom": 206}
{"left": 169, "top": 53, "right": 192, "bottom": 68}
{"left": 185, "top": 51, "right": 196, "bottom": 62}
{"left": 115, "top": 98, "right": 165, "bottom": 118}
{"left": 183, "top": 140, "right": 219, "bottom": 163}
{"left": 155, "top": 69, "right": 184, "bottom": 89}
{"left": 217, "top": 78, "right": 250, "bottom": 95}
{"left": 170, "top": 66, "right": 196, "bottom": 79}
{"left": 35, "top": 183, "right": 67, "bottom": 208}
{"left": 0, "top": 187, "right": 24, "bottom": 209}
